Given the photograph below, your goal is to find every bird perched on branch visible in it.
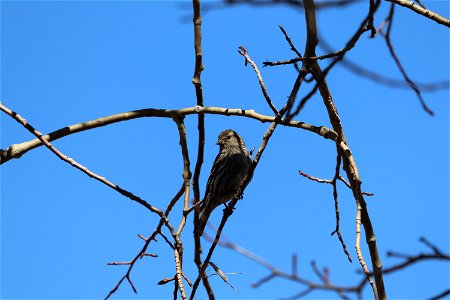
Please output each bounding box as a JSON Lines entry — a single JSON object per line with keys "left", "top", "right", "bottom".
{"left": 195, "top": 129, "right": 252, "bottom": 236}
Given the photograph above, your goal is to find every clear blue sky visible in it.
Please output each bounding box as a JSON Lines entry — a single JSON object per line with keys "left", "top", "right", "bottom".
{"left": 1, "top": 1, "right": 449, "bottom": 299}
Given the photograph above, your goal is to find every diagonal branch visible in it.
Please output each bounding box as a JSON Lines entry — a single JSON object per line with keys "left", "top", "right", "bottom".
{"left": 380, "top": 3, "right": 434, "bottom": 115}
{"left": 386, "top": 0, "right": 450, "bottom": 28}
{"left": 238, "top": 46, "right": 279, "bottom": 115}
{"left": 301, "top": 0, "right": 385, "bottom": 298}
{"left": 105, "top": 183, "right": 185, "bottom": 299}
{"left": 317, "top": 35, "right": 449, "bottom": 92}
{"left": 278, "top": 25, "right": 302, "bottom": 58}
{"left": 0, "top": 102, "right": 186, "bottom": 298}
{"left": 0, "top": 103, "right": 168, "bottom": 220}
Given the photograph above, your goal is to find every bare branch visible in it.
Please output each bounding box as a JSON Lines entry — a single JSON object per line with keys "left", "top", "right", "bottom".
{"left": 0, "top": 103, "right": 168, "bottom": 220}
{"left": 380, "top": 3, "right": 434, "bottom": 115}
{"left": 0, "top": 101, "right": 186, "bottom": 299}
{"left": 105, "top": 183, "right": 184, "bottom": 299}
{"left": 264, "top": 51, "right": 341, "bottom": 67}
{"left": 213, "top": 233, "right": 448, "bottom": 299}
{"left": 338, "top": 176, "right": 375, "bottom": 196}
{"left": 301, "top": 0, "right": 385, "bottom": 297}
{"left": 299, "top": 170, "right": 332, "bottom": 184}
{"left": 429, "top": 289, "right": 450, "bottom": 300}
{"left": 278, "top": 25, "right": 302, "bottom": 58}
{"left": 419, "top": 237, "right": 444, "bottom": 256}
{"left": 173, "top": 117, "right": 192, "bottom": 235}
{"left": 368, "top": 0, "right": 377, "bottom": 37}
{"left": 190, "top": 0, "right": 212, "bottom": 294}
{"left": 330, "top": 151, "right": 352, "bottom": 263}
{"left": 1, "top": 105, "right": 339, "bottom": 165}
{"left": 206, "top": 231, "right": 361, "bottom": 298}
{"left": 189, "top": 52, "right": 308, "bottom": 299}
{"left": 173, "top": 117, "right": 192, "bottom": 300}
{"left": 298, "top": 170, "right": 374, "bottom": 195}
{"left": 318, "top": 35, "right": 449, "bottom": 91}
{"left": 386, "top": 0, "right": 450, "bottom": 28}
{"left": 238, "top": 46, "right": 279, "bottom": 115}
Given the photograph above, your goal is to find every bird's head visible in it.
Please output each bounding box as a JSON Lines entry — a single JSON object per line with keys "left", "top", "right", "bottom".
{"left": 216, "top": 129, "right": 242, "bottom": 150}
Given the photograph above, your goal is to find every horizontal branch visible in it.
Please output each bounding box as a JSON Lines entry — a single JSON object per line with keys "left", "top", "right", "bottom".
{"left": 1, "top": 105, "right": 338, "bottom": 165}
{"left": 263, "top": 51, "right": 339, "bottom": 67}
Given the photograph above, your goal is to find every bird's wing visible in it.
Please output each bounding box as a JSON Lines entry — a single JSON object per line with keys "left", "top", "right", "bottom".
{"left": 203, "top": 151, "right": 222, "bottom": 204}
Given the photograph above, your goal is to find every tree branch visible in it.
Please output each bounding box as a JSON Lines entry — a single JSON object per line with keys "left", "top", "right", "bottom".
{"left": 190, "top": 0, "right": 212, "bottom": 295}
{"left": 301, "top": 0, "right": 385, "bottom": 298}
{"left": 105, "top": 184, "right": 185, "bottom": 299}
{"left": 1, "top": 105, "right": 338, "bottom": 165}
{"left": 380, "top": 3, "right": 434, "bottom": 115}
{"left": 0, "top": 103, "right": 169, "bottom": 221}
{"left": 189, "top": 51, "right": 308, "bottom": 299}
{"left": 386, "top": 0, "right": 450, "bottom": 28}
{"left": 238, "top": 46, "right": 279, "bottom": 115}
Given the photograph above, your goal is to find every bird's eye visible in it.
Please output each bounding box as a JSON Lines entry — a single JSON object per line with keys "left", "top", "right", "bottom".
{"left": 227, "top": 135, "right": 232, "bottom": 140}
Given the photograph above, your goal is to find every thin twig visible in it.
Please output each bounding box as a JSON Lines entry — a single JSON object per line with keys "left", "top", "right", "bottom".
{"left": 381, "top": 3, "right": 434, "bottom": 115}
{"left": 212, "top": 229, "right": 448, "bottom": 299}
{"left": 238, "top": 46, "right": 279, "bottom": 115}
{"left": 205, "top": 231, "right": 359, "bottom": 298}
{"left": 0, "top": 102, "right": 187, "bottom": 300}
{"left": 318, "top": 33, "right": 449, "bottom": 92}
{"left": 105, "top": 183, "right": 184, "bottom": 299}
{"left": 330, "top": 150, "right": 352, "bottom": 262}
{"left": 264, "top": 51, "right": 344, "bottom": 66}
{"left": 321, "top": 0, "right": 381, "bottom": 77}
{"left": 338, "top": 176, "right": 374, "bottom": 196}
{"left": 286, "top": 83, "right": 319, "bottom": 121}
{"left": 298, "top": 170, "right": 332, "bottom": 183}
{"left": 278, "top": 25, "right": 302, "bottom": 58}
{"left": 298, "top": 170, "right": 374, "bottom": 196}
{"left": 284, "top": 0, "right": 382, "bottom": 121}
{"left": 419, "top": 237, "right": 444, "bottom": 255}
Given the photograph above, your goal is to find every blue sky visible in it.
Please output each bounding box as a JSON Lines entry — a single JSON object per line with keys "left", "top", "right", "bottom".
{"left": 1, "top": 1, "right": 449, "bottom": 299}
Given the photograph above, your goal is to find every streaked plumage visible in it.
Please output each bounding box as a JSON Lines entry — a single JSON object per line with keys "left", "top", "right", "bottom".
{"left": 195, "top": 129, "right": 252, "bottom": 236}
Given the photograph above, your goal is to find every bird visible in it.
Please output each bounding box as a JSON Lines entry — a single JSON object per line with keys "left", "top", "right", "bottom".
{"left": 195, "top": 129, "right": 252, "bottom": 236}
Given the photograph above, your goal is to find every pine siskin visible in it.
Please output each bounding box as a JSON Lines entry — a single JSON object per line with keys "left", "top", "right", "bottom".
{"left": 195, "top": 129, "right": 252, "bottom": 236}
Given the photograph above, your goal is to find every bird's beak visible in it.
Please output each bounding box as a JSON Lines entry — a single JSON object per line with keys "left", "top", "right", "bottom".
{"left": 216, "top": 140, "right": 223, "bottom": 145}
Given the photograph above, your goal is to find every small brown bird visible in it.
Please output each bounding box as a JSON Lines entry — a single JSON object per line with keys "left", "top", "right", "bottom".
{"left": 195, "top": 129, "right": 252, "bottom": 236}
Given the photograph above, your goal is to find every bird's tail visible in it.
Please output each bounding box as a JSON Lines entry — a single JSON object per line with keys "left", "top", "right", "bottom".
{"left": 194, "top": 209, "right": 211, "bottom": 237}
